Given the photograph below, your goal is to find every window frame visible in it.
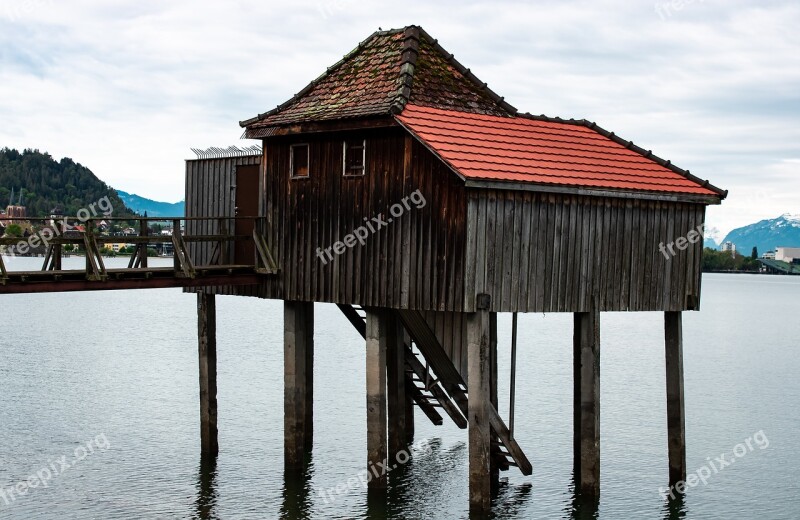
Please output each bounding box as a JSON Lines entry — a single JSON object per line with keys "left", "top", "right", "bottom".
{"left": 289, "top": 143, "right": 311, "bottom": 180}
{"left": 342, "top": 138, "right": 366, "bottom": 177}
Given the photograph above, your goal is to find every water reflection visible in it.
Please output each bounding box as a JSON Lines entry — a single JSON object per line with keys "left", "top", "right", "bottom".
{"left": 280, "top": 458, "right": 315, "bottom": 520}
{"left": 194, "top": 455, "right": 219, "bottom": 520}
{"left": 487, "top": 479, "right": 534, "bottom": 519}
{"left": 661, "top": 494, "right": 688, "bottom": 520}
{"left": 565, "top": 473, "right": 599, "bottom": 520}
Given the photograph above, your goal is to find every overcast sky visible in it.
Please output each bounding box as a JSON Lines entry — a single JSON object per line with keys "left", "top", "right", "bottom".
{"left": 1, "top": 0, "right": 797, "bottom": 236}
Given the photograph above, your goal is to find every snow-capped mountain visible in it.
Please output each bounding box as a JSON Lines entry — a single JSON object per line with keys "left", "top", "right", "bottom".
{"left": 703, "top": 226, "right": 723, "bottom": 249}
{"left": 722, "top": 214, "right": 800, "bottom": 254}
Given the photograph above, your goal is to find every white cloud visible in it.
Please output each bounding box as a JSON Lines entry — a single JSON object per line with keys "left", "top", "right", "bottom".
{"left": 0, "top": 0, "right": 798, "bottom": 235}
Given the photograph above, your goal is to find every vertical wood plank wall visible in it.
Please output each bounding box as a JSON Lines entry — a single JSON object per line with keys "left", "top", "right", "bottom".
{"left": 464, "top": 190, "right": 707, "bottom": 313}
{"left": 183, "top": 132, "right": 709, "bottom": 313}
{"left": 259, "top": 128, "right": 466, "bottom": 310}
{"left": 184, "top": 154, "right": 264, "bottom": 298}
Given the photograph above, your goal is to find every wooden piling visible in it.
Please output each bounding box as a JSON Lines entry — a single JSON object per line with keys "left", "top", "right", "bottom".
{"left": 197, "top": 292, "right": 218, "bottom": 455}
{"left": 366, "top": 308, "right": 389, "bottom": 491}
{"left": 403, "top": 329, "right": 416, "bottom": 444}
{"left": 489, "top": 312, "right": 499, "bottom": 488}
{"left": 665, "top": 311, "right": 686, "bottom": 486}
{"left": 284, "top": 301, "right": 314, "bottom": 470}
{"left": 574, "top": 309, "right": 600, "bottom": 497}
{"left": 387, "top": 314, "right": 408, "bottom": 459}
{"left": 468, "top": 296, "right": 492, "bottom": 513}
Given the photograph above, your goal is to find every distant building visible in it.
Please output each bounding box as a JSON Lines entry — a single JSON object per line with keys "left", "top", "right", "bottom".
{"left": 1, "top": 187, "right": 27, "bottom": 227}
{"left": 762, "top": 250, "right": 776, "bottom": 260}
{"left": 775, "top": 247, "right": 800, "bottom": 263}
{"left": 720, "top": 241, "right": 736, "bottom": 256}
{"left": 103, "top": 242, "right": 134, "bottom": 253}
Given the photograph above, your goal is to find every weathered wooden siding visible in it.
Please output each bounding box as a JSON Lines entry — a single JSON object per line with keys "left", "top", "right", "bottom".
{"left": 184, "top": 154, "right": 264, "bottom": 297}
{"left": 260, "top": 128, "right": 467, "bottom": 311}
{"left": 463, "top": 190, "right": 706, "bottom": 313}
{"left": 184, "top": 132, "right": 707, "bottom": 313}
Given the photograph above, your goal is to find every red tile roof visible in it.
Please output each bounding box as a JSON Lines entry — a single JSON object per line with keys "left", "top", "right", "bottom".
{"left": 396, "top": 104, "right": 723, "bottom": 198}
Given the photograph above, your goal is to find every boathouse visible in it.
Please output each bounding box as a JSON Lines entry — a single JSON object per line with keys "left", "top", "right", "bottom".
{"left": 184, "top": 26, "right": 726, "bottom": 513}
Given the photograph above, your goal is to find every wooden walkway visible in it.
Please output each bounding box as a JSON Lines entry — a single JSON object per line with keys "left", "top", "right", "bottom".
{"left": 0, "top": 216, "right": 277, "bottom": 294}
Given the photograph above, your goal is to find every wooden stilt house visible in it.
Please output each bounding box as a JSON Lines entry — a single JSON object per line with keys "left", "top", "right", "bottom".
{"left": 185, "top": 25, "right": 726, "bottom": 513}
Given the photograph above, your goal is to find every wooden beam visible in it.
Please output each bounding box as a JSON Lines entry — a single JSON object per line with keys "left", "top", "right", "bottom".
{"left": 387, "top": 313, "right": 408, "bottom": 459}
{"left": 665, "top": 311, "right": 686, "bottom": 486}
{"left": 250, "top": 117, "right": 399, "bottom": 137}
{"left": 197, "top": 292, "right": 218, "bottom": 455}
{"left": 397, "top": 309, "right": 469, "bottom": 415}
{"left": 467, "top": 298, "right": 492, "bottom": 513}
{"left": 574, "top": 309, "right": 600, "bottom": 497}
{"left": 365, "top": 308, "right": 389, "bottom": 491}
{"left": 463, "top": 179, "right": 722, "bottom": 205}
{"left": 284, "top": 301, "right": 314, "bottom": 470}
{"left": 0, "top": 254, "right": 7, "bottom": 285}
{"left": 0, "top": 271, "right": 263, "bottom": 294}
{"left": 489, "top": 312, "right": 499, "bottom": 487}
{"left": 404, "top": 376, "right": 416, "bottom": 443}
{"left": 404, "top": 345, "right": 467, "bottom": 428}
{"left": 488, "top": 406, "right": 532, "bottom": 475}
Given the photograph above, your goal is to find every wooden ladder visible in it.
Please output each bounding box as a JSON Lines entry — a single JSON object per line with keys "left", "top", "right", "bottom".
{"left": 336, "top": 304, "right": 466, "bottom": 428}
{"left": 396, "top": 309, "right": 532, "bottom": 476}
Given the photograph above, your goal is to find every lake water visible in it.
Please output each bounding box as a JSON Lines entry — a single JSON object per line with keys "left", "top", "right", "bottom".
{"left": 0, "top": 257, "right": 798, "bottom": 519}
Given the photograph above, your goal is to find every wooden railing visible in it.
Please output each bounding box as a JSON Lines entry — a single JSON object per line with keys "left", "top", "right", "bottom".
{"left": 0, "top": 216, "right": 277, "bottom": 290}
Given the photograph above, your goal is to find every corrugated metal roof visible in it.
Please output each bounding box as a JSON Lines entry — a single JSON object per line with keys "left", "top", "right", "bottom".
{"left": 396, "top": 104, "right": 721, "bottom": 197}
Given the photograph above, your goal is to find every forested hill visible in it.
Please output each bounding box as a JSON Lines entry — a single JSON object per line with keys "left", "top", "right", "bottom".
{"left": 0, "top": 148, "right": 136, "bottom": 218}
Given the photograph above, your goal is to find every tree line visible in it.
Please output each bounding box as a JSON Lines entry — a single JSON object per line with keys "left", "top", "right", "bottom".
{"left": 0, "top": 148, "right": 136, "bottom": 218}
{"left": 702, "top": 247, "right": 760, "bottom": 272}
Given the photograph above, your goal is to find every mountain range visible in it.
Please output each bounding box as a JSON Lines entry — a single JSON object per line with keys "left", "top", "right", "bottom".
{"left": 720, "top": 213, "right": 800, "bottom": 255}
{"left": 116, "top": 190, "right": 185, "bottom": 218}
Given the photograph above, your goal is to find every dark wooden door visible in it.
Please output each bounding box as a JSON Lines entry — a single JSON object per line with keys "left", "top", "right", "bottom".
{"left": 234, "top": 164, "right": 259, "bottom": 264}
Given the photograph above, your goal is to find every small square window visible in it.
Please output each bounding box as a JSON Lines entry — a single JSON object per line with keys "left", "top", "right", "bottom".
{"left": 343, "top": 139, "right": 366, "bottom": 177}
{"left": 290, "top": 144, "right": 310, "bottom": 178}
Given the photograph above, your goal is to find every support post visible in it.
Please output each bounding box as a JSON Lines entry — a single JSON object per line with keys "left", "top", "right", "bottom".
{"left": 489, "top": 312, "right": 499, "bottom": 488}
{"left": 468, "top": 294, "right": 492, "bottom": 513}
{"left": 574, "top": 308, "right": 600, "bottom": 497}
{"left": 665, "top": 311, "right": 686, "bottom": 486}
{"left": 198, "top": 292, "right": 218, "bottom": 455}
{"left": 284, "top": 301, "right": 314, "bottom": 470}
{"left": 403, "top": 331, "right": 415, "bottom": 444}
{"left": 387, "top": 314, "right": 408, "bottom": 459}
{"left": 366, "top": 308, "right": 389, "bottom": 491}
{"left": 404, "top": 377, "right": 416, "bottom": 444}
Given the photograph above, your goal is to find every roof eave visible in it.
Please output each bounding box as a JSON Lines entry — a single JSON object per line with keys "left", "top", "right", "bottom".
{"left": 463, "top": 179, "right": 723, "bottom": 205}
